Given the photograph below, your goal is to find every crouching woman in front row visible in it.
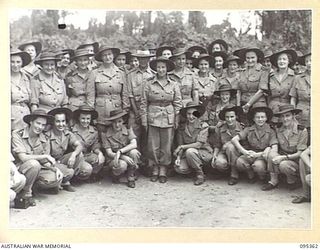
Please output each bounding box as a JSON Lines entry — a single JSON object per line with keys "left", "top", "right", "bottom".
{"left": 227, "top": 104, "right": 278, "bottom": 185}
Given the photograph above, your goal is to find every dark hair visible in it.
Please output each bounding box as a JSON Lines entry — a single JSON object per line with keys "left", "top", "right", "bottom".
{"left": 277, "top": 52, "right": 293, "bottom": 67}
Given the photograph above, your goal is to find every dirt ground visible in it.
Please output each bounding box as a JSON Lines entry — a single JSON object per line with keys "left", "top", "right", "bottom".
{"left": 9, "top": 172, "right": 311, "bottom": 229}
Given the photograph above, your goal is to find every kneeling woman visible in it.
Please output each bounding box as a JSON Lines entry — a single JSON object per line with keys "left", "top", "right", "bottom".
{"left": 101, "top": 110, "right": 140, "bottom": 188}
{"left": 173, "top": 102, "right": 212, "bottom": 185}
{"left": 262, "top": 104, "right": 308, "bottom": 191}
{"left": 228, "top": 104, "right": 278, "bottom": 185}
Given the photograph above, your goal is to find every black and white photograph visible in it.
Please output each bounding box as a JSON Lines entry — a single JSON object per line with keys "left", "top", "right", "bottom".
{"left": 8, "top": 8, "right": 312, "bottom": 229}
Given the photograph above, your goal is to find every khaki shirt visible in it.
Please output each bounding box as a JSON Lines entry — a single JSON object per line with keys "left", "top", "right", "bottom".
{"left": 210, "top": 68, "right": 227, "bottom": 80}
{"left": 11, "top": 72, "right": 31, "bottom": 131}
{"left": 30, "top": 71, "right": 68, "bottom": 112}
{"left": 177, "top": 120, "right": 212, "bottom": 152}
{"left": 101, "top": 126, "right": 136, "bottom": 152}
{"left": 21, "top": 63, "right": 41, "bottom": 79}
{"left": 87, "top": 63, "right": 130, "bottom": 123}
{"left": 71, "top": 123, "right": 100, "bottom": 154}
{"left": 140, "top": 75, "right": 182, "bottom": 128}
{"left": 213, "top": 121, "right": 243, "bottom": 149}
{"left": 65, "top": 68, "right": 92, "bottom": 110}
{"left": 276, "top": 123, "right": 308, "bottom": 154}
{"left": 45, "top": 129, "right": 79, "bottom": 160}
{"left": 127, "top": 67, "right": 154, "bottom": 109}
{"left": 268, "top": 68, "right": 296, "bottom": 112}
{"left": 169, "top": 67, "right": 199, "bottom": 107}
{"left": 238, "top": 63, "right": 268, "bottom": 104}
{"left": 12, "top": 127, "right": 50, "bottom": 164}
{"left": 239, "top": 123, "right": 278, "bottom": 151}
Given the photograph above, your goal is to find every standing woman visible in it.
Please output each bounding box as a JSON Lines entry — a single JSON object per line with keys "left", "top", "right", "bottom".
{"left": 210, "top": 51, "right": 228, "bottom": 79}
{"left": 268, "top": 48, "right": 297, "bottom": 125}
{"left": 193, "top": 54, "right": 218, "bottom": 122}
{"left": 238, "top": 48, "right": 269, "bottom": 114}
{"left": 155, "top": 45, "right": 175, "bottom": 59}
{"left": 114, "top": 51, "right": 131, "bottom": 74}
{"left": 187, "top": 45, "right": 207, "bottom": 59}
{"left": 11, "top": 49, "right": 32, "bottom": 131}
{"left": 65, "top": 48, "right": 94, "bottom": 111}
{"left": 87, "top": 45, "right": 130, "bottom": 131}
{"left": 169, "top": 48, "right": 199, "bottom": 107}
{"left": 55, "top": 49, "right": 74, "bottom": 80}
{"left": 140, "top": 56, "right": 182, "bottom": 183}
{"left": 290, "top": 52, "right": 311, "bottom": 131}
{"left": 30, "top": 52, "right": 68, "bottom": 112}
{"left": 207, "top": 39, "right": 228, "bottom": 54}
{"left": 18, "top": 41, "right": 42, "bottom": 78}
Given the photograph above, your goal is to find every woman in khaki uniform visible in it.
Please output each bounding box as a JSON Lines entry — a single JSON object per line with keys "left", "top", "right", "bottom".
{"left": 168, "top": 48, "right": 199, "bottom": 107}
{"left": 140, "top": 56, "right": 182, "bottom": 183}
{"left": 11, "top": 109, "right": 62, "bottom": 206}
{"left": 193, "top": 54, "right": 218, "bottom": 122}
{"left": 262, "top": 104, "right": 308, "bottom": 191}
{"left": 210, "top": 51, "right": 228, "bottom": 80}
{"left": 268, "top": 49, "right": 298, "bottom": 124}
{"left": 55, "top": 49, "right": 74, "bottom": 80}
{"left": 156, "top": 45, "right": 175, "bottom": 59}
{"left": 174, "top": 102, "right": 212, "bottom": 185}
{"left": 290, "top": 52, "right": 311, "bottom": 130}
{"left": 72, "top": 105, "right": 105, "bottom": 182}
{"left": 187, "top": 45, "right": 207, "bottom": 59}
{"left": 18, "top": 41, "right": 42, "bottom": 78}
{"left": 11, "top": 49, "right": 32, "bottom": 131}
{"left": 237, "top": 48, "right": 269, "bottom": 113}
{"left": 207, "top": 39, "right": 228, "bottom": 54}
{"left": 65, "top": 48, "right": 94, "bottom": 111}
{"left": 86, "top": 45, "right": 130, "bottom": 130}
{"left": 114, "top": 51, "right": 131, "bottom": 74}
{"left": 30, "top": 52, "right": 69, "bottom": 112}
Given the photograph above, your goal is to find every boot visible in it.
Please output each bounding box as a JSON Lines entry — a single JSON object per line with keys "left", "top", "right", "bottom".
{"left": 194, "top": 168, "right": 205, "bottom": 186}
{"left": 127, "top": 166, "right": 136, "bottom": 188}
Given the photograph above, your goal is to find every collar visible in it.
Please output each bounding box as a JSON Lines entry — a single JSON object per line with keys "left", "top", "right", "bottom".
{"left": 22, "top": 127, "right": 47, "bottom": 142}
{"left": 151, "top": 75, "right": 173, "bottom": 87}
{"left": 72, "top": 123, "right": 95, "bottom": 134}
{"left": 279, "top": 122, "right": 299, "bottom": 135}
{"left": 106, "top": 125, "right": 128, "bottom": 137}
{"left": 246, "top": 63, "right": 263, "bottom": 71}
{"left": 220, "top": 121, "right": 242, "bottom": 133}
{"left": 250, "top": 123, "right": 271, "bottom": 132}
{"left": 47, "top": 129, "right": 71, "bottom": 140}
{"left": 136, "top": 67, "right": 152, "bottom": 74}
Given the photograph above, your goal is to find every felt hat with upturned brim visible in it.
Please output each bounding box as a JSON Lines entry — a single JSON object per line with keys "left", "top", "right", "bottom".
{"left": 169, "top": 48, "right": 191, "bottom": 60}
{"left": 233, "top": 48, "right": 247, "bottom": 58}
{"left": 48, "top": 107, "right": 73, "bottom": 120}
{"left": 55, "top": 49, "right": 75, "bottom": 58}
{"left": 35, "top": 52, "right": 60, "bottom": 64}
{"left": 71, "top": 48, "right": 94, "bottom": 62}
{"left": 263, "top": 49, "right": 273, "bottom": 59}
{"left": 247, "top": 103, "right": 273, "bottom": 123}
{"left": 10, "top": 49, "right": 32, "bottom": 67}
{"left": 193, "top": 53, "right": 214, "bottom": 68}
{"left": 187, "top": 45, "right": 208, "bottom": 56}
{"left": 269, "top": 48, "right": 298, "bottom": 68}
{"left": 155, "top": 45, "right": 175, "bottom": 58}
{"left": 94, "top": 45, "right": 121, "bottom": 62}
{"left": 298, "top": 52, "right": 311, "bottom": 66}
{"left": 149, "top": 56, "right": 175, "bottom": 72}
{"left": 180, "top": 101, "right": 206, "bottom": 119}
{"left": 239, "top": 47, "right": 265, "bottom": 64}
{"left": 18, "top": 41, "right": 42, "bottom": 57}
{"left": 131, "top": 49, "right": 154, "bottom": 58}
{"left": 73, "top": 105, "right": 98, "bottom": 120}
{"left": 218, "top": 104, "right": 243, "bottom": 121}
{"left": 274, "top": 104, "right": 302, "bottom": 117}
{"left": 23, "top": 109, "right": 54, "bottom": 125}
{"left": 223, "top": 55, "right": 243, "bottom": 68}
{"left": 214, "top": 84, "right": 237, "bottom": 97}
{"left": 77, "top": 42, "right": 99, "bottom": 54}
{"left": 104, "top": 109, "right": 129, "bottom": 122}
{"left": 115, "top": 51, "right": 131, "bottom": 65}
{"left": 208, "top": 39, "right": 228, "bottom": 54}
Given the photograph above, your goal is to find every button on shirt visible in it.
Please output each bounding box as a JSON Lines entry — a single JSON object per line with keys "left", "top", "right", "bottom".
{"left": 12, "top": 127, "right": 50, "bottom": 164}
{"left": 213, "top": 121, "right": 243, "bottom": 149}
{"left": 11, "top": 72, "right": 31, "bottom": 131}
{"left": 30, "top": 71, "right": 68, "bottom": 112}
{"left": 238, "top": 63, "right": 268, "bottom": 104}
{"left": 101, "top": 126, "right": 136, "bottom": 152}
{"left": 71, "top": 123, "right": 101, "bottom": 154}
{"left": 140, "top": 76, "right": 182, "bottom": 128}
{"left": 168, "top": 67, "right": 199, "bottom": 107}
{"left": 276, "top": 123, "right": 308, "bottom": 155}
{"left": 238, "top": 123, "right": 278, "bottom": 151}
{"left": 46, "top": 129, "right": 79, "bottom": 160}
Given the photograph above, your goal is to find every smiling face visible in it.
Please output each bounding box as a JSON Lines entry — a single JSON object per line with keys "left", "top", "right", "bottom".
{"left": 246, "top": 51, "right": 258, "bottom": 68}
{"left": 115, "top": 54, "right": 127, "bottom": 67}
{"left": 227, "top": 60, "right": 239, "bottom": 74}
{"left": 277, "top": 53, "right": 289, "bottom": 69}
{"left": 198, "top": 59, "right": 210, "bottom": 73}
{"left": 41, "top": 60, "right": 56, "bottom": 75}
{"left": 131, "top": 56, "right": 139, "bottom": 68}
{"left": 156, "top": 61, "right": 167, "bottom": 77}
{"left": 224, "top": 111, "right": 236, "bottom": 126}
{"left": 75, "top": 56, "right": 90, "bottom": 70}
{"left": 23, "top": 44, "right": 37, "bottom": 60}
{"left": 101, "top": 49, "right": 114, "bottom": 64}
{"left": 186, "top": 108, "right": 198, "bottom": 124}
{"left": 220, "top": 91, "right": 231, "bottom": 104}
{"left": 79, "top": 113, "right": 92, "bottom": 128}
{"left": 253, "top": 111, "right": 267, "bottom": 127}
{"left": 214, "top": 56, "right": 224, "bottom": 70}
{"left": 58, "top": 53, "right": 71, "bottom": 67}
{"left": 11, "top": 55, "right": 23, "bottom": 73}
{"left": 112, "top": 117, "right": 124, "bottom": 132}
{"left": 174, "top": 54, "right": 186, "bottom": 68}
{"left": 30, "top": 117, "right": 47, "bottom": 135}
{"left": 54, "top": 113, "right": 67, "bottom": 132}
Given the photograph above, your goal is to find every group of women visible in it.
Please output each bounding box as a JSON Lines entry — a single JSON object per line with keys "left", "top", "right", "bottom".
{"left": 10, "top": 38, "right": 312, "bottom": 208}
